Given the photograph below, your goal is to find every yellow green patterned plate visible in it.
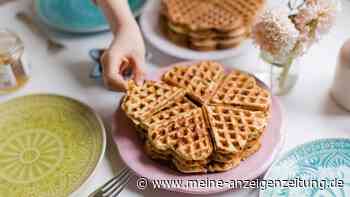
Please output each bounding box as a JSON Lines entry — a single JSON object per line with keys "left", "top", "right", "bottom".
{"left": 0, "top": 94, "right": 106, "bottom": 197}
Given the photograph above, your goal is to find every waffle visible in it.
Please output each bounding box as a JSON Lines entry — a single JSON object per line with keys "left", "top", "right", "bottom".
{"left": 166, "top": 19, "right": 248, "bottom": 40}
{"left": 215, "top": 0, "right": 266, "bottom": 29}
{"left": 204, "top": 105, "right": 267, "bottom": 154}
{"left": 189, "top": 36, "right": 247, "bottom": 51}
{"left": 210, "top": 70, "right": 271, "bottom": 112}
{"left": 162, "top": 65, "right": 188, "bottom": 87}
{"left": 162, "top": 0, "right": 245, "bottom": 32}
{"left": 208, "top": 157, "right": 241, "bottom": 173}
{"left": 212, "top": 152, "right": 240, "bottom": 163}
{"left": 148, "top": 108, "right": 213, "bottom": 161}
{"left": 144, "top": 140, "right": 171, "bottom": 161}
{"left": 241, "top": 138, "right": 262, "bottom": 160}
{"left": 122, "top": 61, "right": 272, "bottom": 174}
{"left": 142, "top": 96, "right": 197, "bottom": 129}
{"left": 122, "top": 80, "right": 185, "bottom": 124}
{"left": 162, "top": 61, "right": 224, "bottom": 104}
{"left": 172, "top": 158, "right": 207, "bottom": 173}
{"left": 161, "top": 0, "right": 266, "bottom": 51}
{"left": 173, "top": 154, "right": 209, "bottom": 166}
{"left": 162, "top": 14, "right": 247, "bottom": 51}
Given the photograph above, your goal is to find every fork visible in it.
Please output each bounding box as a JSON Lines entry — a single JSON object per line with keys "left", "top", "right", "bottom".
{"left": 89, "top": 167, "right": 132, "bottom": 197}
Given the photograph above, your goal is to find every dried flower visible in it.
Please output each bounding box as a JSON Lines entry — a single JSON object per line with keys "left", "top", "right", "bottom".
{"left": 253, "top": 8, "right": 300, "bottom": 64}
{"left": 293, "top": 0, "right": 338, "bottom": 43}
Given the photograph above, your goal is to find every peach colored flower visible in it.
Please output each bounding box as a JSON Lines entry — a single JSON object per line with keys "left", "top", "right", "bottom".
{"left": 293, "top": 0, "right": 337, "bottom": 42}
{"left": 252, "top": 8, "right": 300, "bottom": 63}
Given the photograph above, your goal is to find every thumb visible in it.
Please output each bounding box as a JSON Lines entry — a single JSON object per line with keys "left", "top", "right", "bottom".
{"left": 129, "top": 55, "right": 145, "bottom": 85}
{"left": 101, "top": 51, "right": 127, "bottom": 92}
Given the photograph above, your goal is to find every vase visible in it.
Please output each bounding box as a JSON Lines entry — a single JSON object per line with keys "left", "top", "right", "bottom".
{"left": 260, "top": 52, "right": 300, "bottom": 96}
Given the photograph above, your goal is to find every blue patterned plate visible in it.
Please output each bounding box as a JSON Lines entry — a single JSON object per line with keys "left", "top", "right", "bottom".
{"left": 34, "top": 0, "right": 146, "bottom": 33}
{"left": 260, "top": 138, "right": 350, "bottom": 197}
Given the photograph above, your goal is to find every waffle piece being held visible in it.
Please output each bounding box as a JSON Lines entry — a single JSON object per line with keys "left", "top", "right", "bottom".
{"left": 122, "top": 80, "right": 185, "bottom": 125}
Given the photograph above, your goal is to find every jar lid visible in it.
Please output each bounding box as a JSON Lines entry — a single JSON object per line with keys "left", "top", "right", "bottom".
{"left": 0, "top": 29, "right": 22, "bottom": 56}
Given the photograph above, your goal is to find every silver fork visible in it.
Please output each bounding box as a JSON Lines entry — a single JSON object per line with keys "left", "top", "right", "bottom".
{"left": 89, "top": 167, "right": 132, "bottom": 197}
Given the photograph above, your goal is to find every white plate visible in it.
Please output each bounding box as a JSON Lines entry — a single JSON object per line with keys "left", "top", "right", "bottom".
{"left": 140, "top": 0, "right": 253, "bottom": 60}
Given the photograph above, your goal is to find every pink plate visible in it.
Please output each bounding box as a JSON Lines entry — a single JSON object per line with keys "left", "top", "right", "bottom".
{"left": 112, "top": 62, "right": 284, "bottom": 194}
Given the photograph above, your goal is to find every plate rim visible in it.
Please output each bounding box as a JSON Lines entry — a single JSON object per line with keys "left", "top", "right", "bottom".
{"left": 113, "top": 61, "right": 285, "bottom": 194}
{"left": 259, "top": 138, "right": 350, "bottom": 197}
{"left": 139, "top": 0, "right": 253, "bottom": 60}
{"left": 0, "top": 93, "right": 107, "bottom": 196}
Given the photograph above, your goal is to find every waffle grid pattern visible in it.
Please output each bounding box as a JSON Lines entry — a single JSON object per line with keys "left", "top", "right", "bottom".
{"left": 161, "top": 0, "right": 266, "bottom": 51}
{"left": 122, "top": 61, "right": 271, "bottom": 173}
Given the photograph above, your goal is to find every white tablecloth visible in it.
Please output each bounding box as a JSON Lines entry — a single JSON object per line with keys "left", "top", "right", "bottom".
{"left": 1, "top": 0, "right": 350, "bottom": 196}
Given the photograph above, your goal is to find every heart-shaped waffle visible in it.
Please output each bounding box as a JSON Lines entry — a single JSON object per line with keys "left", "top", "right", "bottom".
{"left": 122, "top": 80, "right": 185, "bottom": 125}
{"left": 204, "top": 105, "right": 267, "bottom": 154}
{"left": 148, "top": 108, "right": 213, "bottom": 161}
{"left": 210, "top": 70, "right": 271, "bottom": 112}
{"left": 162, "top": 61, "right": 224, "bottom": 104}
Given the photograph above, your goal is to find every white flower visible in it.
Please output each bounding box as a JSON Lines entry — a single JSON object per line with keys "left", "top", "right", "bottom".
{"left": 253, "top": 8, "right": 300, "bottom": 64}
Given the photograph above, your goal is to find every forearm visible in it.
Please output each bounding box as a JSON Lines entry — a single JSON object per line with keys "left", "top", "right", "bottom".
{"left": 96, "top": 0, "right": 137, "bottom": 34}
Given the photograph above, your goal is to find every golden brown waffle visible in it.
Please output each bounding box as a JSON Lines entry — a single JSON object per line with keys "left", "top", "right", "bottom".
{"left": 208, "top": 157, "right": 241, "bottom": 172}
{"left": 161, "top": 0, "right": 266, "bottom": 51}
{"left": 212, "top": 152, "right": 240, "bottom": 163}
{"left": 162, "top": 61, "right": 224, "bottom": 104}
{"left": 142, "top": 96, "right": 197, "bottom": 129}
{"left": 241, "top": 138, "right": 262, "bottom": 160}
{"left": 162, "top": 65, "right": 188, "bottom": 86}
{"left": 172, "top": 158, "right": 207, "bottom": 173}
{"left": 166, "top": 18, "right": 248, "bottom": 40}
{"left": 173, "top": 154, "right": 209, "bottom": 166}
{"left": 204, "top": 105, "right": 267, "bottom": 154}
{"left": 122, "top": 80, "right": 185, "bottom": 125}
{"left": 189, "top": 36, "right": 246, "bottom": 51}
{"left": 122, "top": 61, "right": 272, "bottom": 174}
{"left": 163, "top": 16, "right": 247, "bottom": 51}
{"left": 210, "top": 70, "right": 271, "bottom": 112}
{"left": 148, "top": 108, "right": 213, "bottom": 161}
{"left": 162, "top": 0, "right": 245, "bottom": 32}
{"left": 144, "top": 140, "right": 171, "bottom": 161}
{"left": 216, "top": 0, "right": 266, "bottom": 28}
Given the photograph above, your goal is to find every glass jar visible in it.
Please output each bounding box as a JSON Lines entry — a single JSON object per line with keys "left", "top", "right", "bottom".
{"left": 258, "top": 52, "right": 300, "bottom": 96}
{"left": 0, "top": 29, "right": 29, "bottom": 94}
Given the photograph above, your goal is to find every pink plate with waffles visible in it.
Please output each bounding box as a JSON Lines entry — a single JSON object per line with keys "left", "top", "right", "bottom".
{"left": 112, "top": 61, "right": 284, "bottom": 194}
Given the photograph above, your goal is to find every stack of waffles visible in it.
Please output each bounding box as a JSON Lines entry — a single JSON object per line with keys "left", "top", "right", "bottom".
{"left": 160, "top": 0, "right": 266, "bottom": 51}
{"left": 122, "top": 61, "right": 271, "bottom": 173}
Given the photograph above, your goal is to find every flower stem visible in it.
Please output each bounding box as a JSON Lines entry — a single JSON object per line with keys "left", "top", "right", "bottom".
{"left": 279, "top": 58, "right": 294, "bottom": 90}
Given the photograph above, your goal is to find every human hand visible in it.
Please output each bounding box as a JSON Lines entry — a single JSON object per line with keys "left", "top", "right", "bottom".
{"left": 101, "top": 21, "right": 145, "bottom": 92}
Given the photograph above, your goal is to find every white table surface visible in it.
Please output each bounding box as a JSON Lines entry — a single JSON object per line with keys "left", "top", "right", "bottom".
{"left": 0, "top": 0, "right": 350, "bottom": 196}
